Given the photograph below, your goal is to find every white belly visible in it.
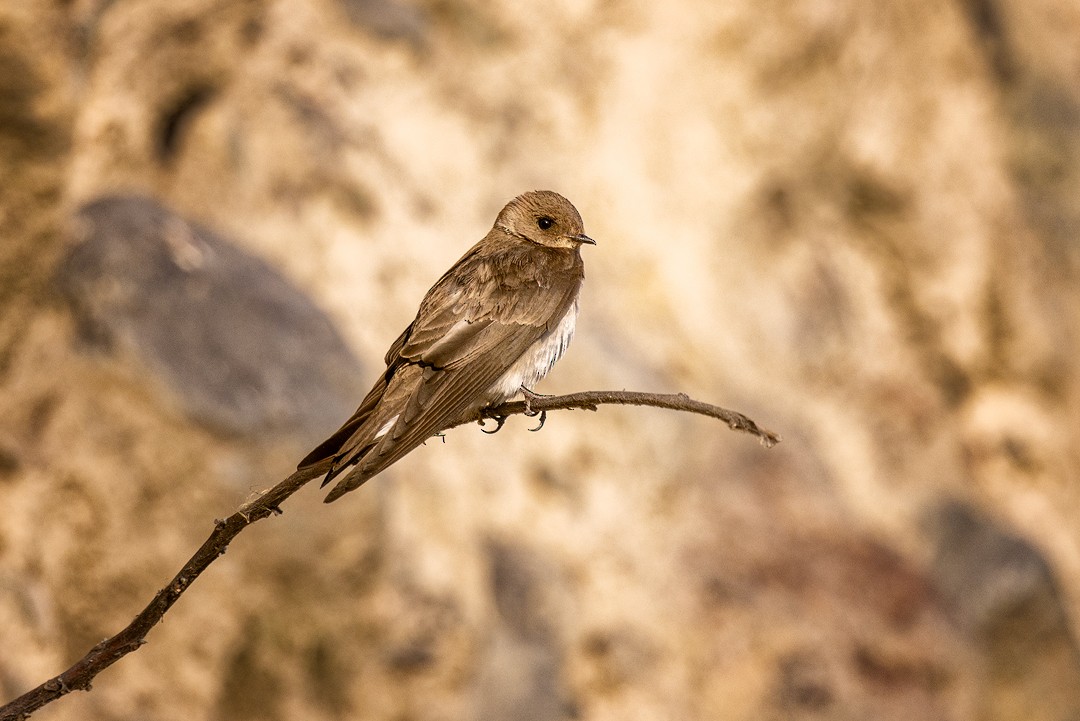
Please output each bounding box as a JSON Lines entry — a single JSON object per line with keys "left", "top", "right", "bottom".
{"left": 487, "top": 299, "right": 578, "bottom": 403}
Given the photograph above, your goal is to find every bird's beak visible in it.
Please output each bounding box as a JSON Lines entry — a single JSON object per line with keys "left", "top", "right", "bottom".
{"left": 570, "top": 233, "right": 596, "bottom": 245}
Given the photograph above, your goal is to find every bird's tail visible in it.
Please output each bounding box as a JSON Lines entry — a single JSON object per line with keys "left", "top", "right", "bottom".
{"left": 297, "top": 419, "right": 362, "bottom": 471}
{"left": 322, "top": 465, "right": 377, "bottom": 502}
{"left": 297, "top": 372, "right": 391, "bottom": 473}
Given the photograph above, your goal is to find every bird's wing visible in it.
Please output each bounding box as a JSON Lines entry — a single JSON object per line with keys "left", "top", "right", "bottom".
{"left": 322, "top": 322, "right": 553, "bottom": 501}
{"left": 383, "top": 322, "right": 413, "bottom": 366}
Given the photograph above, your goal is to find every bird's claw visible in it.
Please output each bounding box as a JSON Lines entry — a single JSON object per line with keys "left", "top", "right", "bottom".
{"left": 480, "top": 415, "right": 508, "bottom": 435}
{"left": 528, "top": 410, "right": 547, "bottom": 432}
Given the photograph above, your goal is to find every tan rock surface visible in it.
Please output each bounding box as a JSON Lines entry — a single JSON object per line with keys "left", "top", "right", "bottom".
{"left": 2, "top": 0, "right": 1079, "bottom": 719}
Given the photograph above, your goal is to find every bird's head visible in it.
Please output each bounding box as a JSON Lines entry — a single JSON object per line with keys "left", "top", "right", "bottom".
{"left": 495, "top": 190, "right": 596, "bottom": 250}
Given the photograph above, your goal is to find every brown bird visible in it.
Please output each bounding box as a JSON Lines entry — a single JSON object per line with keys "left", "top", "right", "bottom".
{"left": 298, "top": 190, "right": 595, "bottom": 502}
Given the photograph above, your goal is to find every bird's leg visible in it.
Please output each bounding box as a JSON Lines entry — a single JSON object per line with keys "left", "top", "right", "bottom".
{"left": 519, "top": 386, "right": 548, "bottom": 432}
{"left": 519, "top": 386, "right": 550, "bottom": 414}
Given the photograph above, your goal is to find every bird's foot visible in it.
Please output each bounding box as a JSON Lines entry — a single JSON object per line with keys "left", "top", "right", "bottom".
{"left": 480, "top": 415, "right": 508, "bottom": 435}
{"left": 519, "top": 386, "right": 549, "bottom": 416}
{"left": 519, "top": 386, "right": 548, "bottom": 432}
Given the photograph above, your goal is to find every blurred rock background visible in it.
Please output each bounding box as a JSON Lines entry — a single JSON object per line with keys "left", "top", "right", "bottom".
{"left": 2, "top": 0, "right": 1079, "bottom": 719}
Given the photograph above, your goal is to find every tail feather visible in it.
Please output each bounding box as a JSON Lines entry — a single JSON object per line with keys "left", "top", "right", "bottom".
{"left": 309, "top": 364, "right": 430, "bottom": 501}
{"left": 323, "top": 464, "right": 376, "bottom": 502}
{"left": 318, "top": 440, "right": 374, "bottom": 488}
{"left": 299, "top": 417, "right": 364, "bottom": 471}
{"left": 322, "top": 430, "right": 407, "bottom": 502}
{"left": 297, "top": 372, "right": 392, "bottom": 472}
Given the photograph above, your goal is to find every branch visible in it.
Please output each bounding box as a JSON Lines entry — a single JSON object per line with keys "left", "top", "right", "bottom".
{"left": 0, "top": 390, "right": 778, "bottom": 720}
{"left": 467, "top": 390, "right": 780, "bottom": 447}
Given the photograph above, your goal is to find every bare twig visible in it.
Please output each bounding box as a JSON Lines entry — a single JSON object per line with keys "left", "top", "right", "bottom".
{"left": 468, "top": 390, "right": 781, "bottom": 447}
{"left": 0, "top": 390, "right": 778, "bottom": 720}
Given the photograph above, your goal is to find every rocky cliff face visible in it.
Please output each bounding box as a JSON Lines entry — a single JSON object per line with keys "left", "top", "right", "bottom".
{"left": 2, "top": 1, "right": 1079, "bottom": 720}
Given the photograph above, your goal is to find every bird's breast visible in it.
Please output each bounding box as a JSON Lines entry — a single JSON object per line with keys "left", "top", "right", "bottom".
{"left": 487, "top": 299, "right": 579, "bottom": 403}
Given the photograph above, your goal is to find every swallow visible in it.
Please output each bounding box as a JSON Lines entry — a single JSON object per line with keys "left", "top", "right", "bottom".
{"left": 298, "top": 190, "right": 594, "bottom": 502}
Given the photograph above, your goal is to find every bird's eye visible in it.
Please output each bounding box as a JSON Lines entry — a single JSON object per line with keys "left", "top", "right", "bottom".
{"left": 537, "top": 216, "right": 554, "bottom": 230}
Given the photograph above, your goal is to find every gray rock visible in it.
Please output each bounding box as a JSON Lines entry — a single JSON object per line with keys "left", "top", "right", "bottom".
{"left": 56, "top": 195, "right": 364, "bottom": 440}
{"left": 926, "top": 499, "right": 1080, "bottom": 712}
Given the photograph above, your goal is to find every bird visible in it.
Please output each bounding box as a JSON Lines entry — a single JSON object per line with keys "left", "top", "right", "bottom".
{"left": 298, "top": 190, "right": 595, "bottom": 502}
